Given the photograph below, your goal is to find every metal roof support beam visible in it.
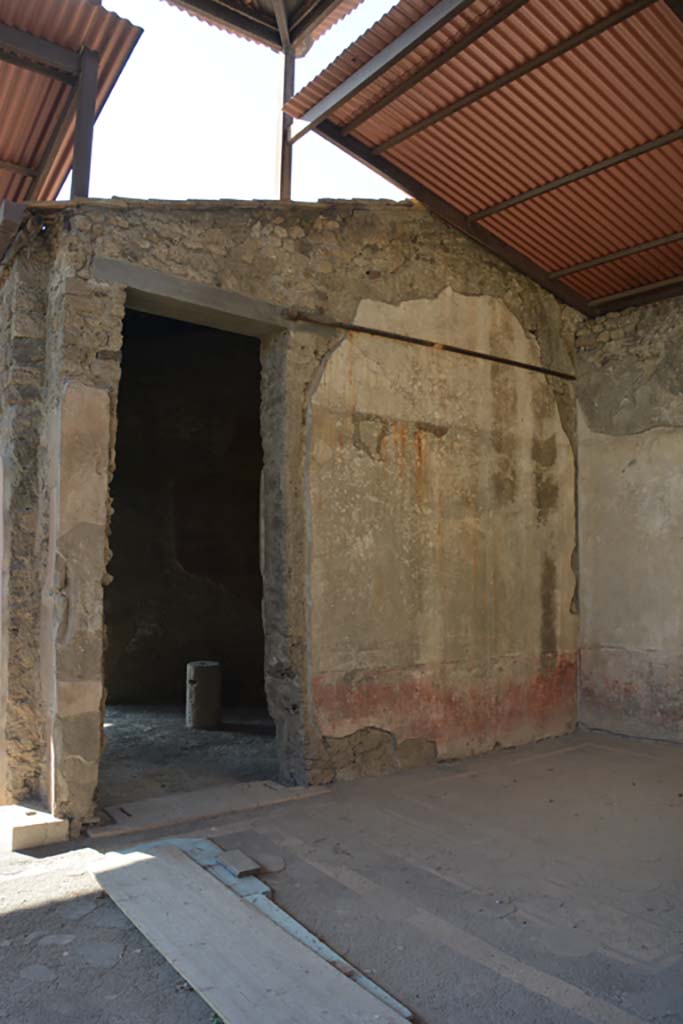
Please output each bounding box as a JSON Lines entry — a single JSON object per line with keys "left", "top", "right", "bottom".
{"left": 173, "top": 0, "right": 281, "bottom": 48}
{"left": 0, "top": 200, "right": 25, "bottom": 263}
{"left": 374, "top": 0, "right": 656, "bottom": 154}
{"left": 0, "top": 23, "right": 80, "bottom": 81}
{"left": 273, "top": 0, "right": 295, "bottom": 198}
{"left": 280, "top": 48, "right": 296, "bottom": 199}
{"left": 27, "top": 90, "right": 78, "bottom": 200}
{"left": 471, "top": 129, "right": 683, "bottom": 222}
{"left": 550, "top": 232, "right": 683, "bottom": 279}
{"left": 589, "top": 276, "right": 683, "bottom": 314}
{"left": 272, "top": 0, "right": 291, "bottom": 47}
{"left": 664, "top": 0, "right": 683, "bottom": 20}
{"left": 315, "top": 120, "right": 591, "bottom": 314}
{"left": 291, "top": 0, "right": 479, "bottom": 141}
{"left": 0, "top": 47, "right": 74, "bottom": 84}
{"left": 289, "top": 0, "right": 352, "bottom": 48}
{"left": 0, "top": 158, "right": 36, "bottom": 178}
{"left": 343, "top": 0, "right": 528, "bottom": 135}
{"left": 71, "top": 49, "right": 99, "bottom": 198}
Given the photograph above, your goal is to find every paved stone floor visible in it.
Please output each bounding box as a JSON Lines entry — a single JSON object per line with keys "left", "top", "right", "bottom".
{"left": 99, "top": 705, "right": 278, "bottom": 806}
{"left": 1, "top": 731, "right": 681, "bottom": 1023}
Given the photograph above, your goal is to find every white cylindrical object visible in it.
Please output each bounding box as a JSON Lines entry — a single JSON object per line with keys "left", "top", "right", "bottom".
{"left": 186, "top": 661, "right": 222, "bottom": 730}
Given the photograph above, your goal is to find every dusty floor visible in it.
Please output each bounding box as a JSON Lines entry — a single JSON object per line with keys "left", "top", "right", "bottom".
{"left": 1, "top": 732, "right": 681, "bottom": 1023}
{"left": 0, "top": 851, "right": 216, "bottom": 1024}
{"left": 98, "top": 705, "right": 278, "bottom": 806}
{"left": 247, "top": 733, "right": 683, "bottom": 1024}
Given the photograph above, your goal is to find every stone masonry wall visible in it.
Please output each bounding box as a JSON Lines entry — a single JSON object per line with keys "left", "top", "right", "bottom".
{"left": 576, "top": 297, "right": 683, "bottom": 741}
{"left": 0, "top": 234, "right": 50, "bottom": 806}
{"left": 1, "top": 199, "right": 580, "bottom": 824}
{"left": 42, "top": 263, "right": 126, "bottom": 826}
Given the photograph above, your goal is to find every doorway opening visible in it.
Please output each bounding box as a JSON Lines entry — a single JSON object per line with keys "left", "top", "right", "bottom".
{"left": 99, "top": 310, "right": 277, "bottom": 809}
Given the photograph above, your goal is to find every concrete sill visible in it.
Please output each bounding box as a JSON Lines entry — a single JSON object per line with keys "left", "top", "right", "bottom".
{"left": 0, "top": 805, "right": 69, "bottom": 852}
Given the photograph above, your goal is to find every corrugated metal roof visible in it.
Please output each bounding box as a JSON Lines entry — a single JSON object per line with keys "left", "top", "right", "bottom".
{"left": 563, "top": 239, "right": 683, "bottom": 300}
{"left": 0, "top": 0, "right": 142, "bottom": 202}
{"left": 287, "top": 0, "right": 683, "bottom": 313}
{"left": 164, "top": 0, "right": 364, "bottom": 54}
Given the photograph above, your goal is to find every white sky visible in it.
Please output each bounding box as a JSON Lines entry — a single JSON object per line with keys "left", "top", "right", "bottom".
{"left": 58, "top": 0, "right": 406, "bottom": 202}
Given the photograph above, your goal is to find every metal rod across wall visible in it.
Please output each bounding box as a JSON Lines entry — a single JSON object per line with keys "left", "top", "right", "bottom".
{"left": 288, "top": 309, "right": 576, "bottom": 381}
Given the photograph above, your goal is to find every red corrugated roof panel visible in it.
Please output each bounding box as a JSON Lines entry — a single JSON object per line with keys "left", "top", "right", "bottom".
{"left": 478, "top": 141, "right": 683, "bottom": 270}
{"left": 562, "top": 239, "right": 683, "bottom": 299}
{"left": 0, "top": 0, "right": 142, "bottom": 202}
{"left": 287, "top": 0, "right": 683, "bottom": 311}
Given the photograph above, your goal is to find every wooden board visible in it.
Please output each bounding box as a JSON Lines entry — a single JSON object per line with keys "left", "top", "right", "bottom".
{"left": 89, "top": 780, "right": 327, "bottom": 838}
{"left": 92, "top": 844, "right": 406, "bottom": 1024}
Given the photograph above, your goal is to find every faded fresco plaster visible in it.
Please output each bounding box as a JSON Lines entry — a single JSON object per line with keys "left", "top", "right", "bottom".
{"left": 308, "top": 289, "right": 577, "bottom": 778}
{"left": 577, "top": 298, "right": 683, "bottom": 742}
{"left": 50, "top": 383, "right": 111, "bottom": 823}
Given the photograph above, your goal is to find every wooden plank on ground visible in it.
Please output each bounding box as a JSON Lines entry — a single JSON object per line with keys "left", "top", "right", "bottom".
{"left": 92, "top": 845, "right": 406, "bottom": 1024}
{"left": 89, "top": 780, "right": 327, "bottom": 838}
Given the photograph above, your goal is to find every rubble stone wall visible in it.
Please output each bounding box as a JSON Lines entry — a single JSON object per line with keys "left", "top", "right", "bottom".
{"left": 0, "top": 199, "right": 580, "bottom": 824}
{"left": 0, "top": 239, "right": 50, "bottom": 806}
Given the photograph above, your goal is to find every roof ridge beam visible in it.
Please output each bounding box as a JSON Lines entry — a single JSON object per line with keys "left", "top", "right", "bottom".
{"left": 290, "top": 0, "right": 479, "bottom": 141}
{"left": 373, "top": 0, "right": 656, "bottom": 154}
{"left": 470, "top": 129, "right": 683, "bottom": 222}
{"left": 0, "top": 23, "right": 80, "bottom": 80}
{"left": 342, "top": 0, "right": 528, "bottom": 136}
{"left": 551, "top": 232, "right": 683, "bottom": 279}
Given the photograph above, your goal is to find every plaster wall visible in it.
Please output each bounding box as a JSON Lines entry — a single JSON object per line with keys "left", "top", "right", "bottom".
{"left": 0, "top": 199, "right": 580, "bottom": 824}
{"left": 576, "top": 298, "right": 683, "bottom": 741}
{"left": 309, "top": 292, "right": 577, "bottom": 778}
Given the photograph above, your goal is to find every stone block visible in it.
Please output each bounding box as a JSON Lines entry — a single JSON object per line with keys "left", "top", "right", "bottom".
{"left": 0, "top": 805, "right": 69, "bottom": 851}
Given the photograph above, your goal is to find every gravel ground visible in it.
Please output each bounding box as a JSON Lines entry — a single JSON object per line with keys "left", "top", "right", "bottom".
{"left": 99, "top": 705, "right": 278, "bottom": 806}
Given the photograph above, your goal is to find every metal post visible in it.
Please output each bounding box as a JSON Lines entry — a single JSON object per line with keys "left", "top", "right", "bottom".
{"left": 280, "top": 47, "right": 295, "bottom": 200}
{"left": 71, "top": 48, "right": 99, "bottom": 198}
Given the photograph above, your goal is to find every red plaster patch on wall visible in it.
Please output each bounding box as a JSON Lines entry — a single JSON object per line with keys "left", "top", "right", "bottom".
{"left": 313, "top": 656, "right": 577, "bottom": 759}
